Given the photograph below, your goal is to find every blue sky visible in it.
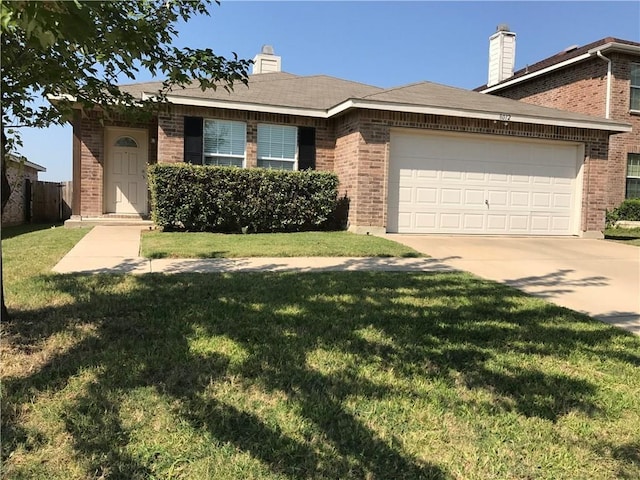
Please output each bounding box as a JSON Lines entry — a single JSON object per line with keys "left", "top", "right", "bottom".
{"left": 17, "top": 0, "right": 640, "bottom": 182}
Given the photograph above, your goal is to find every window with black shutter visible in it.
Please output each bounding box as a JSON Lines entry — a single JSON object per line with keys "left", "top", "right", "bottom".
{"left": 184, "top": 116, "right": 203, "bottom": 164}
{"left": 298, "top": 127, "right": 316, "bottom": 170}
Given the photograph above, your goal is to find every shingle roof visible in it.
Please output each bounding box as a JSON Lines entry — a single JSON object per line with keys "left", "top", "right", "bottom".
{"left": 358, "top": 80, "right": 627, "bottom": 126}
{"left": 121, "top": 72, "right": 382, "bottom": 110}
{"left": 475, "top": 37, "right": 640, "bottom": 91}
{"left": 117, "top": 70, "right": 629, "bottom": 131}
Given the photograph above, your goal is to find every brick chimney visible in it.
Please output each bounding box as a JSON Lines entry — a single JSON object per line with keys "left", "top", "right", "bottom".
{"left": 487, "top": 24, "right": 516, "bottom": 87}
{"left": 252, "top": 45, "right": 281, "bottom": 74}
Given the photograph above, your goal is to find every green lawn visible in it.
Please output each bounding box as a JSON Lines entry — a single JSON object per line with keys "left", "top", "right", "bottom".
{"left": 605, "top": 227, "right": 640, "bottom": 247}
{"left": 2, "top": 225, "right": 640, "bottom": 479}
{"left": 141, "top": 230, "right": 422, "bottom": 258}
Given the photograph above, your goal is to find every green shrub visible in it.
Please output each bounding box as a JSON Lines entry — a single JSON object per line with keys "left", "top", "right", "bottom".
{"left": 148, "top": 164, "right": 343, "bottom": 232}
{"left": 606, "top": 198, "right": 640, "bottom": 226}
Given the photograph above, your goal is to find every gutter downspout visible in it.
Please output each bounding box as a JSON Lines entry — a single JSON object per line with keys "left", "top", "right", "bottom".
{"left": 596, "top": 51, "right": 612, "bottom": 118}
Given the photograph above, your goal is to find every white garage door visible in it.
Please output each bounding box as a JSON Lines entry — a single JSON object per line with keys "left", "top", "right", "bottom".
{"left": 387, "top": 131, "right": 582, "bottom": 235}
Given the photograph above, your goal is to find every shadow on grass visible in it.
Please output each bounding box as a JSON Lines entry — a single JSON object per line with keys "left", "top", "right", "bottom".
{"left": 2, "top": 272, "right": 639, "bottom": 478}
{"left": 1, "top": 223, "right": 63, "bottom": 240}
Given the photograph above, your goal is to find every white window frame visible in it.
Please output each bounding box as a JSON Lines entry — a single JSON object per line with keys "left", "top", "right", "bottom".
{"left": 631, "top": 63, "right": 640, "bottom": 113}
{"left": 203, "top": 119, "right": 246, "bottom": 167}
{"left": 626, "top": 153, "right": 640, "bottom": 199}
{"left": 257, "top": 124, "right": 298, "bottom": 171}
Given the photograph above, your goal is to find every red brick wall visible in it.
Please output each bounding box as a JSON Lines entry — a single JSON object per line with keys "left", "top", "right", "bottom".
{"left": 156, "top": 106, "right": 335, "bottom": 170}
{"left": 335, "top": 109, "right": 610, "bottom": 233}
{"left": 488, "top": 54, "right": 640, "bottom": 209}
{"left": 333, "top": 112, "right": 361, "bottom": 224}
{"left": 76, "top": 105, "right": 613, "bottom": 233}
{"left": 74, "top": 111, "right": 157, "bottom": 216}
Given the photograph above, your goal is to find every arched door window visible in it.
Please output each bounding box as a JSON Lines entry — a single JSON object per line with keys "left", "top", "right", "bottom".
{"left": 114, "top": 136, "right": 138, "bottom": 148}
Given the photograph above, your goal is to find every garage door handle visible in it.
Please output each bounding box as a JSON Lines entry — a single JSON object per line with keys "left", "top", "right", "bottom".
{"left": 485, "top": 199, "right": 489, "bottom": 208}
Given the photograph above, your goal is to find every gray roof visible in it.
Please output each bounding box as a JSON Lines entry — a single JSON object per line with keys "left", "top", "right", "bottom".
{"left": 120, "top": 71, "right": 629, "bottom": 131}
{"left": 121, "top": 72, "right": 383, "bottom": 110}
{"left": 358, "top": 80, "right": 626, "bottom": 126}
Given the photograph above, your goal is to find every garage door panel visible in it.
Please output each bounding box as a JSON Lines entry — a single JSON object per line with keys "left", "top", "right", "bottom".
{"left": 510, "top": 191, "right": 530, "bottom": 207}
{"left": 551, "top": 216, "right": 571, "bottom": 231}
{"left": 397, "top": 212, "right": 412, "bottom": 229}
{"left": 440, "top": 214, "right": 462, "bottom": 229}
{"left": 463, "top": 214, "right": 485, "bottom": 229}
{"left": 488, "top": 190, "right": 508, "bottom": 206}
{"left": 442, "top": 169, "right": 464, "bottom": 181}
{"left": 416, "top": 188, "right": 437, "bottom": 204}
{"left": 533, "top": 175, "right": 552, "bottom": 185}
{"left": 388, "top": 132, "right": 580, "bottom": 235}
{"left": 398, "top": 186, "right": 413, "bottom": 203}
{"left": 531, "top": 216, "right": 551, "bottom": 232}
{"left": 466, "top": 171, "right": 486, "bottom": 181}
{"left": 487, "top": 215, "right": 508, "bottom": 230}
{"left": 554, "top": 193, "right": 572, "bottom": 208}
{"left": 441, "top": 189, "right": 462, "bottom": 204}
{"left": 465, "top": 190, "right": 485, "bottom": 205}
{"left": 415, "top": 213, "right": 436, "bottom": 228}
{"left": 416, "top": 169, "right": 438, "bottom": 179}
{"left": 532, "top": 192, "right": 551, "bottom": 208}
{"left": 509, "top": 216, "right": 529, "bottom": 231}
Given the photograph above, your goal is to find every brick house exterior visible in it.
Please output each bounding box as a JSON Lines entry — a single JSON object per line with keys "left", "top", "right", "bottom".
{"left": 477, "top": 37, "right": 640, "bottom": 210}
{"left": 1, "top": 156, "right": 46, "bottom": 227}
{"left": 67, "top": 49, "right": 630, "bottom": 236}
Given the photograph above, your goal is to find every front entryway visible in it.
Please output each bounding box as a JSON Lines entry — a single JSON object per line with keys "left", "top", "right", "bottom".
{"left": 105, "top": 127, "right": 148, "bottom": 215}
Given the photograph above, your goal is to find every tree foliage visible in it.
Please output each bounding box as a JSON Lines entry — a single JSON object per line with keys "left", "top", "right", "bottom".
{"left": 0, "top": 0, "right": 252, "bottom": 318}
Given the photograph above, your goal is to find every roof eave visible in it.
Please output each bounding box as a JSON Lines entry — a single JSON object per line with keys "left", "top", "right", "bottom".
{"left": 591, "top": 42, "right": 640, "bottom": 55}
{"left": 329, "top": 99, "right": 631, "bottom": 133}
{"left": 7, "top": 155, "right": 46, "bottom": 172}
{"left": 149, "top": 93, "right": 329, "bottom": 119}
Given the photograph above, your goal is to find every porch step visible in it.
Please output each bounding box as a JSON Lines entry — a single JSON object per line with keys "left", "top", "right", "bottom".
{"left": 64, "top": 216, "right": 155, "bottom": 229}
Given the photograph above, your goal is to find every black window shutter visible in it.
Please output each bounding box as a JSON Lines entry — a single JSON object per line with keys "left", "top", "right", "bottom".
{"left": 184, "top": 116, "right": 203, "bottom": 164}
{"left": 298, "top": 127, "right": 316, "bottom": 170}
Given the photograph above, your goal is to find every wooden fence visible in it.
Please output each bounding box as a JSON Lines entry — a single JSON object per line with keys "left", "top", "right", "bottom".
{"left": 29, "top": 180, "right": 73, "bottom": 223}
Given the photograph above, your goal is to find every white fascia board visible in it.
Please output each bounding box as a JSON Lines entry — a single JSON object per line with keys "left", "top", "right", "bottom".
{"left": 331, "top": 99, "right": 631, "bottom": 133}
{"left": 145, "top": 93, "right": 329, "bottom": 118}
{"left": 8, "top": 156, "right": 46, "bottom": 172}
{"left": 46, "top": 93, "right": 77, "bottom": 103}
{"left": 591, "top": 42, "right": 640, "bottom": 55}
{"left": 24, "top": 160, "right": 46, "bottom": 172}
{"left": 480, "top": 53, "right": 592, "bottom": 93}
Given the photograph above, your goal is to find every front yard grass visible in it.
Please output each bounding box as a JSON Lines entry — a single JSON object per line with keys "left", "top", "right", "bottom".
{"left": 605, "top": 227, "right": 640, "bottom": 246}
{"left": 2, "top": 225, "right": 640, "bottom": 479}
{"left": 141, "top": 230, "right": 422, "bottom": 258}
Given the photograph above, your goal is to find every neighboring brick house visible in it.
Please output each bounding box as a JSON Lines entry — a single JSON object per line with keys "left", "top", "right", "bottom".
{"left": 476, "top": 30, "right": 640, "bottom": 210}
{"left": 1, "top": 155, "right": 46, "bottom": 227}
{"left": 65, "top": 47, "right": 630, "bottom": 237}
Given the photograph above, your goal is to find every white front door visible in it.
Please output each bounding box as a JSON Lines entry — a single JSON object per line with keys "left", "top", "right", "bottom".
{"left": 105, "top": 128, "right": 148, "bottom": 215}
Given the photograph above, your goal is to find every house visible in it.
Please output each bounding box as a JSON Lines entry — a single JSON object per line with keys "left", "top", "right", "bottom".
{"left": 67, "top": 46, "right": 631, "bottom": 237}
{"left": 476, "top": 27, "right": 640, "bottom": 209}
{"left": 2, "top": 155, "right": 46, "bottom": 227}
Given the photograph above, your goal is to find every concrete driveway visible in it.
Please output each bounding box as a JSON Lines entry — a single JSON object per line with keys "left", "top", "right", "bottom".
{"left": 387, "top": 235, "right": 640, "bottom": 334}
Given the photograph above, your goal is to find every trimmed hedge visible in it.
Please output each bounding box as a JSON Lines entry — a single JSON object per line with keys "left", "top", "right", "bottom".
{"left": 148, "top": 164, "right": 343, "bottom": 232}
{"left": 606, "top": 198, "right": 640, "bottom": 226}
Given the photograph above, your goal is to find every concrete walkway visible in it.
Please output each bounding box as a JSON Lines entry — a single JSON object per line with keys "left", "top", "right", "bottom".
{"left": 52, "top": 226, "right": 454, "bottom": 275}
{"left": 388, "top": 235, "right": 640, "bottom": 335}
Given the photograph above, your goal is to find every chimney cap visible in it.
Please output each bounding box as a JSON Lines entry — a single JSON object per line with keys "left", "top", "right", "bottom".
{"left": 261, "top": 44, "right": 275, "bottom": 55}
{"left": 496, "top": 23, "right": 510, "bottom": 32}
